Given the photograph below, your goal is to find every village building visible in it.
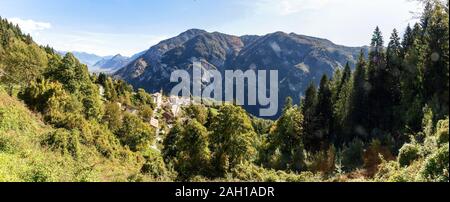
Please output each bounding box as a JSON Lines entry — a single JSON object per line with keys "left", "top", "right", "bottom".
{"left": 152, "top": 90, "right": 163, "bottom": 108}
{"left": 150, "top": 118, "right": 159, "bottom": 128}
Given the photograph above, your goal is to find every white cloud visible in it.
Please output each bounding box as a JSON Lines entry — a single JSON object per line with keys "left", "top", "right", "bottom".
{"left": 253, "top": 0, "right": 330, "bottom": 15}
{"left": 34, "top": 30, "right": 167, "bottom": 56}
{"left": 6, "top": 18, "right": 166, "bottom": 56}
{"left": 8, "top": 18, "right": 52, "bottom": 34}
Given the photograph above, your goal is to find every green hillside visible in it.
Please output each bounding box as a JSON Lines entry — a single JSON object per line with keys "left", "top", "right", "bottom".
{"left": 0, "top": 87, "right": 125, "bottom": 181}
{"left": 0, "top": 16, "right": 168, "bottom": 182}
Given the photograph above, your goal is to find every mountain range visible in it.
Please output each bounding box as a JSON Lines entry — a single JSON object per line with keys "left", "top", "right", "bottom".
{"left": 57, "top": 50, "right": 146, "bottom": 73}
{"left": 93, "top": 54, "right": 130, "bottom": 71}
{"left": 57, "top": 51, "right": 111, "bottom": 67}
{"left": 113, "top": 29, "right": 367, "bottom": 118}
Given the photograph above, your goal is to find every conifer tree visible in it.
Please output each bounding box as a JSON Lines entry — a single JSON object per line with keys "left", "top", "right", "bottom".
{"left": 401, "top": 25, "right": 427, "bottom": 132}
{"left": 422, "top": 2, "right": 449, "bottom": 120}
{"left": 386, "top": 29, "right": 403, "bottom": 131}
{"left": 349, "top": 51, "right": 370, "bottom": 142}
{"left": 301, "top": 83, "right": 319, "bottom": 151}
{"left": 331, "top": 62, "right": 353, "bottom": 142}
{"left": 402, "top": 25, "right": 414, "bottom": 57}
{"left": 367, "top": 27, "right": 393, "bottom": 133}
{"left": 333, "top": 74, "right": 353, "bottom": 145}
{"left": 316, "top": 75, "right": 333, "bottom": 148}
{"left": 340, "top": 62, "right": 352, "bottom": 95}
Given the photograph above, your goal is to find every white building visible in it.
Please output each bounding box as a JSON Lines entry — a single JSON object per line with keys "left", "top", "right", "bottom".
{"left": 152, "top": 92, "right": 163, "bottom": 108}
{"left": 171, "top": 104, "right": 181, "bottom": 117}
{"left": 150, "top": 118, "right": 159, "bottom": 128}
{"left": 169, "top": 96, "right": 191, "bottom": 106}
{"left": 168, "top": 96, "right": 192, "bottom": 117}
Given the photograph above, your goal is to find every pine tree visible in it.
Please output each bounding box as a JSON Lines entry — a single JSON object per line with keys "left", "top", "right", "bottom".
{"left": 400, "top": 27, "right": 427, "bottom": 132}
{"left": 316, "top": 75, "right": 333, "bottom": 149}
{"left": 349, "top": 51, "right": 370, "bottom": 142}
{"left": 402, "top": 25, "right": 414, "bottom": 57}
{"left": 386, "top": 29, "right": 403, "bottom": 131}
{"left": 301, "top": 83, "right": 319, "bottom": 151}
{"left": 333, "top": 74, "right": 353, "bottom": 146}
{"left": 421, "top": 2, "right": 434, "bottom": 33}
{"left": 331, "top": 63, "right": 352, "bottom": 140}
{"left": 284, "top": 96, "right": 293, "bottom": 111}
{"left": 412, "top": 23, "right": 423, "bottom": 40}
{"left": 422, "top": 2, "right": 449, "bottom": 120}
{"left": 335, "top": 62, "right": 352, "bottom": 100}
{"left": 402, "top": 23, "right": 423, "bottom": 56}
{"left": 367, "top": 27, "right": 393, "bottom": 133}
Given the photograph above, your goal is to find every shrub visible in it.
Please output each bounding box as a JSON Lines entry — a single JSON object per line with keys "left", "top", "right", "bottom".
{"left": 117, "top": 113, "right": 155, "bottom": 152}
{"left": 363, "top": 139, "right": 395, "bottom": 177}
{"left": 162, "top": 123, "right": 183, "bottom": 163}
{"left": 102, "top": 102, "right": 122, "bottom": 132}
{"left": 308, "top": 146, "right": 336, "bottom": 174}
{"left": 436, "top": 119, "right": 449, "bottom": 145}
{"left": 375, "top": 159, "right": 424, "bottom": 182}
{"left": 138, "top": 105, "right": 154, "bottom": 122}
{"left": 374, "top": 160, "right": 401, "bottom": 182}
{"left": 398, "top": 143, "right": 420, "bottom": 167}
{"left": 184, "top": 104, "right": 208, "bottom": 125}
{"left": 0, "top": 153, "right": 27, "bottom": 181}
{"left": 420, "top": 144, "right": 449, "bottom": 182}
{"left": 133, "top": 89, "right": 154, "bottom": 107}
{"left": 229, "top": 163, "right": 322, "bottom": 182}
{"left": 0, "top": 135, "right": 14, "bottom": 153}
{"left": 56, "top": 113, "right": 94, "bottom": 143}
{"left": 341, "top": 139, "right": 364, "bottom": 171}
{"left": 89, "top": 121, "right": 122, "bottom": 158}
{"left": 42, "top": 129, "right": 80, "bottom": 158}
{"left": 140, "top": 149, "right": 170, "bottom": 181}
{"left": 82, "top": 94, "right": 103, "bottom": 120}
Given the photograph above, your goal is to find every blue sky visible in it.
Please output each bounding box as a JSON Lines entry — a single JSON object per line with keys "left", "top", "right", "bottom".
{"left": 0, "top": 0, "right": 422, "bottom": 56}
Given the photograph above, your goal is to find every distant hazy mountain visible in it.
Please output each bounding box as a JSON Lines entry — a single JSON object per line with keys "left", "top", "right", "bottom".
{"left": 57, "top": 50, "right": 146, "bottom": 73}
{"left": 94, "top": 54, "right": 130, "bottom": 70}
{"left": 92, "top": 50, "right": 147, "bottom": 73}
{"left": 115, "top": 29, "right": 368, "bottom": 118}
{"left": 57, "top": 51, "right": 111, "bottom": 67}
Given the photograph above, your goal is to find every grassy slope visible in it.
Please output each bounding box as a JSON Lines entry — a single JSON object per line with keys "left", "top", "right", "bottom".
{"left": 0, "top": 87, "right": 142, "bottom": 182}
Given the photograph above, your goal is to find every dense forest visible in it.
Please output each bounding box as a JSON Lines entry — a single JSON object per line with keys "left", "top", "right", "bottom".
{"left": 0, "top": 0, "right": 448, "bottom": 182}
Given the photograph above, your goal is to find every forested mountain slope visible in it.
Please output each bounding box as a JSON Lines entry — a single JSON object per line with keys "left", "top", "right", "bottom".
{"left": 115, "top": 29, "right": 365, "bottom": 118}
